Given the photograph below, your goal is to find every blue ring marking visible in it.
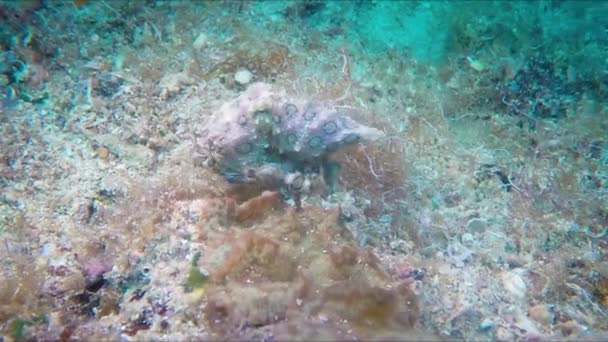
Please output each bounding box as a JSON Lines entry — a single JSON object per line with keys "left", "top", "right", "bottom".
{"left": 308, "top": 136, "right": 323, "bottom": 149}
{"left": 322, "top": 121, "right": 338, "bottom": 135}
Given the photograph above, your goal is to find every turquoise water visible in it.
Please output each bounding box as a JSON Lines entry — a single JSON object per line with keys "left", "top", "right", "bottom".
{"left": 1, "top": 1, "right": 607, "bottom": 340}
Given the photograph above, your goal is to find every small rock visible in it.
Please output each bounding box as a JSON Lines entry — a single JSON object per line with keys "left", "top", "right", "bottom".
{"left": 479, "top": 318, "right": 493, "bottom": 332}
{"left": 14, "top": 211, "right": 25, "bottom": 229}
{"left": 496, "top": 327, "right": 514, "bottom": 341}
{"left": 466, "top": 218, "right": 486, "bottom": 233}
{"left": 501, "top": 270, "right": 527, "bottom": 301}
{"left": 193, "top": 33, "right": 208, "bottom": 50}
{"left": 556, "top": 320, "right": 584, "bottom": 337}
{"left": 529, "top": 304, "right": 554, "bottom": 326}
{"left": 97, "top": 147, "right": 110, "bottom": 159}
{"left": 96, "top": 73, "right": 123, "bottom": 97}
{"left": 84, "top": 56, "right": 109, "bottom": 71}
{"left": 234, "top": 69, "right": 253, "bottom": 85}
{"left": 461, "top": 233, "right": 475, "bottom": 246}
{"left": 505, "top": 255, "right": 525, "bottom": 269}
{"left": 466, "top": 56, "right": 485, "bottom": 72}
{"left": 159, "top": 72, "right": 195, "bottom": 99}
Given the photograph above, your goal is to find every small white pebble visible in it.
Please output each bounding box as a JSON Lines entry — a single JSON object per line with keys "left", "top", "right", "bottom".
{"left": 234, "top": 69, "right": 253, "bottom": 85}
{"left": 467, "top": 56, "right": 485, "bottom": 72}
{"left": 193, "top": 33, "right": 208, "bottom": 50}
{"left": 496, "top": 327, "right": 514, "bottom": 341}
{"left": 502, "top": 270, "right": 527, "bottom": 301}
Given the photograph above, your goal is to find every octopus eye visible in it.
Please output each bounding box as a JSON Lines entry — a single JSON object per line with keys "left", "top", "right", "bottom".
{"left": 283, "top": 103, "right": 298, "bottom": 118}
{"left": 285, "top": 172, "right": 305, "bottom": 191}
{"left": 308, "top": 136, "right": 323, "bottom": 149}
{"left": 322, "top": 121, "right": 338, "bottom": 135}
{"left": 343, "top": 134, "right": 360, "bottom": 144}
{"left": 235, "top": 142, "right": 253, "bottom": 154}
{"left": 290, "top": 174, "right": 304, "bottom": 190}
{"left": 238, "top": 114, "right": 248, "bottom": 126}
